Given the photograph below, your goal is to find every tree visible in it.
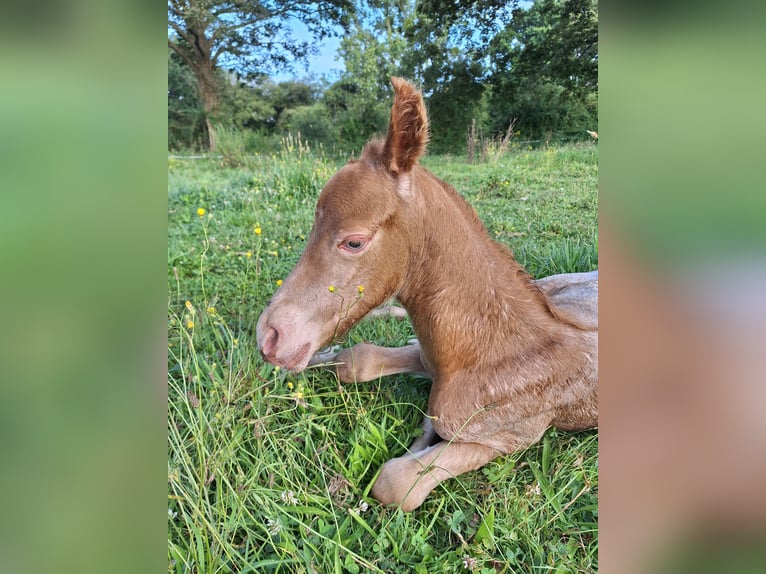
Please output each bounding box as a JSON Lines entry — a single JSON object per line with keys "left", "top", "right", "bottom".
{"left": 398, "top": 0, "right": 596, "bottom": 144}
{"left": 168, "top": 0, "right": 351, "bottom": 150}
{"left": 502, "top": 0, "right": 597, "bottom": 97}
{"left": 320, "top": 1, "right": 416, "bottom": 150}
{"left": 390, "top": 0, "right": 516, "bottom": 150}
{"left": 487, "top": 0, "right": 598, "bottom": 139}
{"left": 424, "top": 59, "right": 487, "bottom": 153}
{"left": 168, "top": 47, "right": 206, "bottom": 149}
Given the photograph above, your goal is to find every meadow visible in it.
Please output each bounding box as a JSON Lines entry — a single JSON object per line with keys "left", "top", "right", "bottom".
{"left": 167, "top": 140, "right": 598, "bottom": 573}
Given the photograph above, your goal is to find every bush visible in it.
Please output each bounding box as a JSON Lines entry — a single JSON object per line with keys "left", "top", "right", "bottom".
{"left": 216, "top": 127, "right": 282, "bottom": 166}
{"left": 279, "top": 103, "right": 340, "bottom": 151}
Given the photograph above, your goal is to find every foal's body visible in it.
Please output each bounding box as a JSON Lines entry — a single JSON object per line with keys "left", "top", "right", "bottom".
{"left": 256, "top": 78, "right": 597, "bottom": 510}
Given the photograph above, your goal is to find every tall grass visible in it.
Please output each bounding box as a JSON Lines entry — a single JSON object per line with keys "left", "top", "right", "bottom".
{"left": 168, "top": 143, "right": 598, "bottom": 573}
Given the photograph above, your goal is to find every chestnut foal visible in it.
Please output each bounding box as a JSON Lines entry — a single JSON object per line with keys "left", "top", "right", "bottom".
{"left": 256, "top": 78, "right": 597, "bottom": 511}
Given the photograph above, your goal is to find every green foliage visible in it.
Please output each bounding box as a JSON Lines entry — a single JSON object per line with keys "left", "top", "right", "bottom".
{"left": 168, "top": 48, "right": 206, "bottom": 150}
{"left": 322, "top": 80, "right": 390, "bottom": 152}
{"left": 168, "top": 0, "right": 597, "bottom": 153}
{"left": 279, "top": 104, "right": 341, "bottom": 151}
{"left": 168, "top": 143, "right": 598, "bottom": 572}
{"left": 487, "top": 0, "right": 598, "bottom": 139}
{"left": 169, "top": 0, "right": 353, "bottom": 78}
{"left": 168, "top": 70, "right": 327, "bottom": 154}
{"left": 323, "top": 6, "right": 416, "bottom": 151}
{"left": 425, "top": 60, "right": 488, "bottom": 155}
{"left": 217, "top": 76, "right": 279, "bottom": 133}
{"left": 168, "top": 0, "right": 352, "bottom": 149}
{"left": 214, "top": 126, "right": 283, "bottom": 167}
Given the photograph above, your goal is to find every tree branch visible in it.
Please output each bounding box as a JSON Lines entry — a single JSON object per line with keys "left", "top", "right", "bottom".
{"left": 168, "top": 0, "right": 191, "bottom": 20}
{"left": 169, "top": 20, "right": 198, "bottom": 47}
{"left": 168, "top": 39, "right": 196, "bottom": 70}
{"left": 209, "top": 12, "right": 282, "bottom": 39}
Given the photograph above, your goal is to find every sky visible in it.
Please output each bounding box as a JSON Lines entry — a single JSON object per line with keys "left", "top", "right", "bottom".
{"left": 271, "top": 22, "right": 344, "bottom": 83}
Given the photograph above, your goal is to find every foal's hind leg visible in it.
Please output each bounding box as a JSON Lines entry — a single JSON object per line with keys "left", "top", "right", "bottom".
{"left": 371, "top": 440, "right": 501, "bottom": 511}
{"left": 330, "top": 341, "right": 429, "bottom": 383}
{"left": 373, "top": 412, "right": 557, "bottom": 510}
{"left": 409, "top": 417, "right": 439, "bottom": 453}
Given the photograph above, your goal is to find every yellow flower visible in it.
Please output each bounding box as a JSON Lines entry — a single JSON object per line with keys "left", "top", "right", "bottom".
{"left": 276, "top": 279, "right": 283, "bottom": 286}
{"left": 206, "top": 306, "right": 216, "bottom": 315}
{"left": 292, "top": 391, "right": 304, "bottom": 400}
{"left": 328, "top": 285, "right": 335, "bottom": 293}
{"left": 254, "top": 227, "right": 262, "bottom": 235}
{"left": 357, "top": 285, "right": 365, "bottom": 294}
{"left": 185, "top": 320, "right": 194, "bottom": 329}
{"left": 197, "top": 208, "right": 205, "bottom": 217}
{"left": 184, "top": 300, "right": 195, "bottom": 315}
{"left": 287, "top": 381, "right": 293, "bottom": 390}
{"left": 245, "top": 251, "right": 252, "bottom": 258}
{"left": 232, "top": 338, "right": 238, "bottom": 347}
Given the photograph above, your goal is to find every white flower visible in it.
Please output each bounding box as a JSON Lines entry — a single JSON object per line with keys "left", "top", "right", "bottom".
{"left": 168, "top": 508, "right": 178, "bottom": 520}
{"left": 266, "top": 518, "right": 282, "bottom": 535}
{"left": 462, "top": 555, "right": 478, "bottom": 571}
{"left": 350, "top": 500, "right": 370, "bottom": 515}
{"left": 526, "top": 482, "right": 542, "bottom": 497}
{"left": 281, "top": 490, "right": 298, "bottom": 505}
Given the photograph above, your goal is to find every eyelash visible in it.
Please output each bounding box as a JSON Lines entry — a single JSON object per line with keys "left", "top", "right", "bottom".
{"left": 339, "top": 235, "right": 368, "bottom": 252}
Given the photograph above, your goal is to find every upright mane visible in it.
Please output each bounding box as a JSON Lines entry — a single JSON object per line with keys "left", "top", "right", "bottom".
{"left": 360, "top": 133, "right": 573, "bottom": 326}
{"left": 434, "top": 174, "right": 572, "bottom": 324}
{"left": 359, "top": 138, "right": 386, "bottom": 164}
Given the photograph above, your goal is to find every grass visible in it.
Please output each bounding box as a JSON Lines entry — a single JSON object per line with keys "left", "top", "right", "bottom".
{"left": 168, "top": 142, "right": 598, "bottom": 573}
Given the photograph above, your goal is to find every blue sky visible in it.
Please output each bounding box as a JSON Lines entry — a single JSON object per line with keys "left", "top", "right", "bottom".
{"left": 271, "top": 22, "right": 344, "bottom": 82}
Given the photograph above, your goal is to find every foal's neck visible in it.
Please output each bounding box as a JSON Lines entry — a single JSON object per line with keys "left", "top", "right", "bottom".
{"left": 396, "top": 169, "right": 564, "bottom": 364}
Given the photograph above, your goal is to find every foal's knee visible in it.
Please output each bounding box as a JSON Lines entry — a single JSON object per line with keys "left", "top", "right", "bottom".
{"left": 333, "top": 345, "right": 366, "bottom": 382}
{"left": 371, "top": 456, "right": 434, "bottom": 511}
{"left": 333, "top": 343, "right": 383, "bottom": 383}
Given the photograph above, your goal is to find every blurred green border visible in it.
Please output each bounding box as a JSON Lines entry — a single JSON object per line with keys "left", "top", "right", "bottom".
{"left": 0, "top": 2, "right": 167, "bottom": 573}
{"left": 601, "top": 3, "right": 766, "bottom": 265}
{"left": 2, "top": 1, "right": 765, "bottom": 572}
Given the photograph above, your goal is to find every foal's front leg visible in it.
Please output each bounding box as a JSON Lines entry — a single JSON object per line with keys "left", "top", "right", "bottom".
{"left": 371, "top": 440, "right": 501, "bottom": 511}
{"left": 311, "top": 341, "right": 437, "bottom": 454}
{"left": 330, "top": 341, "right": 429, "bottom": 383}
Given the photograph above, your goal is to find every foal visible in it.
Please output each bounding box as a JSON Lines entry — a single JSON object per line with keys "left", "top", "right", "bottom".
{"left": 256, "top": 77, "right": 598, "bottom": 511}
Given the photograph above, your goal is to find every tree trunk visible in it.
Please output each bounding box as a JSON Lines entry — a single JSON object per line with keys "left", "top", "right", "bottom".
{"left": 173, "top": 20, "right": 221, "bottom": 153}
{"left": 194, "top": 58, "right": 220, "bottom": 152}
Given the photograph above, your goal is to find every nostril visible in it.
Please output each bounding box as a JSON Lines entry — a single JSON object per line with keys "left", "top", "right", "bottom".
{"left": 260, "top": 326, "right": 279, "bottom": 358}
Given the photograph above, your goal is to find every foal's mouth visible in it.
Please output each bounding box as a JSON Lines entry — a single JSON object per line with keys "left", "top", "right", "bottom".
{"left": 283, "top": 343, "right": 312, "bottom": 372}
{"left": 262, "top": 342, "right": 312, "bottom": 373}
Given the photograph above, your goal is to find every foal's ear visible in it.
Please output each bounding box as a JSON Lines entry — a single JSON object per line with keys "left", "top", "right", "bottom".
{"left": 383, "top": 77, "right": 429, "bottom": 174}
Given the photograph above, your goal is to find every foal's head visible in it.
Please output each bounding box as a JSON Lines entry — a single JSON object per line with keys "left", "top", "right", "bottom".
{"left": 256, "top": 78, "right": 429, "bottom": 371}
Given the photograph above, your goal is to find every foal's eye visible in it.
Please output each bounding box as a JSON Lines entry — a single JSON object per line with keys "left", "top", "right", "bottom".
{"left": 340, "top": 235, "right": 368, "bottom": 252}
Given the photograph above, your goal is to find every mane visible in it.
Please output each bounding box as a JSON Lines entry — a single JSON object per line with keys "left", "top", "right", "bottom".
{"left": 425, "top": 167, "right": 581, "bottom": 328}
{"left": 360, "top": 138, "right": 386, "bottom": 164}
{"left": 358, "top": 136, "right": 579, "bottom": 328}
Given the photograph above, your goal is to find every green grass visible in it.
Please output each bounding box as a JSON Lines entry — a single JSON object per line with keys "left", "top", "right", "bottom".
{"left": 168, "top": 143, "right": 598, "bottom": 573}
